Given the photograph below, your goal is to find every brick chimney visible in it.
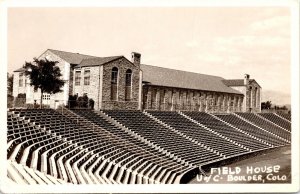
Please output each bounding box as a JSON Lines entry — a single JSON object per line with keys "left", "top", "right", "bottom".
{"left": 131, "top": 52, "right": 141, "bottom": 64}
{"left": 244, "top": 74, "right": 250, "bottom": 85}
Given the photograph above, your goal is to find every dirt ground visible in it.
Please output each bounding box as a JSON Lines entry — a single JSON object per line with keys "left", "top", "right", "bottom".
{"left": 189, "top": 145, "right": 291, "bottom": 184}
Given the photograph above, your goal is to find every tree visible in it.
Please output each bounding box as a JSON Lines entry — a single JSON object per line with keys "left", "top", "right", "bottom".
{"left": 24, "top": 58, "right": 64, "bottom": 108}
{"left": 7, "top": 73, "right": 13, "bottom": 96}
{"left": 7, "top": 73, "right": 14, "bottom": 108}
{"left": 261, "top": 101, "right": 272, "bottom": 110}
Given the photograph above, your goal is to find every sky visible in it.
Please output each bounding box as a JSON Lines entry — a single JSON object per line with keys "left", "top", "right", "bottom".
{"left": 7, "top": 7, "right": 291, "bottom": 105}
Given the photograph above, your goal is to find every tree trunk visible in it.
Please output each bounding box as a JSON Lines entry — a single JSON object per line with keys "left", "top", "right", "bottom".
{"left": 40, "top": 90, "right": 43, "bottom": 109}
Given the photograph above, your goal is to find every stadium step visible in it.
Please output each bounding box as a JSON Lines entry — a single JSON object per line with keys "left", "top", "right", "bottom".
{"left": 233, "top": 113, "right": 290, "bottom": 144}
{"left": 145, "top": 111, "right": 217, "bottom": 156}
{"left": 179, "top": 111, "right": 249, "bottom": 154}
{"left": 210, "top": 113, "right": 272, "bottom": 148}
{"left": 98, "top": 110, "right": 189, "bottom": 166}
{"left": 10, "top": 162, "right": 37, "bottom": 184}
{"left": 7, "top": 108, "right": 291, "bottom": 185}
{"left": 7, "top": 162, "right": 28, "bottom": 184}
{"left": 23, "top": 165, "right": 47, "bottom": 184}
{"left": 255, "top": 113, "right": 291, "bottom": 133}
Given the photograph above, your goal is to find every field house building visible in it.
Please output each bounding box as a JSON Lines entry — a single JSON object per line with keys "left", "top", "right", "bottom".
{"left": 8, "top": 49, "right": 291, "bottom": 185}
{"left": 13, "top": 49, "right": 261, "bottom": 113}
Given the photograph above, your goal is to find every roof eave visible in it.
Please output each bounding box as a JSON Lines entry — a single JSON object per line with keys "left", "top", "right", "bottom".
{"left": 13, "top": 68, "right": 25, "bottom": 72}
{"left": 78, "top": 56, "right": 132, "bottom": 68}
{"left": 143, "top": 83, "right": 243, "bottom": 95}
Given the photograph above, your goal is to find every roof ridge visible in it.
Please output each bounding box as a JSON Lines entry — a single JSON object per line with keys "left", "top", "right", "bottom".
{"left": 224, "top": 79, "right": 243, "bottom": 81}
{"left": 78, "top": 55, "right": 124, "bottom": 67}
{"left": 141, "top": 64, "right": 224, "bottom": 79}
{"left": 81, "top": 55, "right": 124, "bottom": 60}
{"left": 48, "top": 49, "right": 98, "bottom": 58}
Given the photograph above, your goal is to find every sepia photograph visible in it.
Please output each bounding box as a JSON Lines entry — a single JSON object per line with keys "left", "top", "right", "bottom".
{"left": 1, "top": 0, "right": 299, "bottom": 193}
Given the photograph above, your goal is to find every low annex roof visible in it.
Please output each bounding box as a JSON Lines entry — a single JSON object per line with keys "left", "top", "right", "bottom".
{"left": 140, "top": 64, "right": 242, "bottom": 95}
{"left": 223, "top": 79, "right": 261, "bottom": 88}
{"left": 78, "top": 56, "right": 123, "bottom": 67}
{"left": 222, "top": 79, "right": 245, "bottom": 86}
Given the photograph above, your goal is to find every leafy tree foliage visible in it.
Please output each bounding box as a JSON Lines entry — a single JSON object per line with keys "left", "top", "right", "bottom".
{"left": 261, "top": 101, "right": 272, "bottom": 110}
{"left": 24, "top": 58, "right": 64, "bottom": 108}
{"left": 7, "top": 73, "right": 14, "bottom": 108}
{"left": 7, "top": 73, "right": 14, "bottom": 96}
{"left": 67, "top": 94, "right": 95, "bottom": 109}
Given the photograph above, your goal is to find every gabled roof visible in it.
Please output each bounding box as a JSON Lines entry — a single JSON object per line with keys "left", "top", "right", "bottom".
{"left": 140, "top": 64, "right": 242, "bottom": 95}
{"left": 78, "top": 56, "right": 123, "bottom": 67}
{"left": 223, "top": 79, "right": 261, "bottom": 88}
{"left": 222, "top": 79, "right": 244, "bottom": 86}
{"left": 48, "top": 49, "right": 97, "bottom": 64}
{"left": 48, "top": 49, "right": 124, "bottom": 67}
{"left": 13, "top": 49, "right": 127, "bottom": 72}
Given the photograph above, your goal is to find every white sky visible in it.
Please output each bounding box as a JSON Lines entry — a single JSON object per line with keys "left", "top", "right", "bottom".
{"left": 7, "top": 7, "right": 291, "bottom": 105}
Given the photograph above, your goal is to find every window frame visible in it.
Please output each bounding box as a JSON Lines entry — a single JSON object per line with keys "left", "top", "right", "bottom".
{"left": 19, "top": 73, "right": 23, "bottom": 87}
{"left": 84, "top": 69, "right": 91, "bottom": 86}
{"left": 111, "top": 67, "right": 119, "bottom": 101}
{"left": 125, "top": 69, "right": 132, "bottom": 101}
{"left": 75, "top": 70, "right": 81, "bottom": 86}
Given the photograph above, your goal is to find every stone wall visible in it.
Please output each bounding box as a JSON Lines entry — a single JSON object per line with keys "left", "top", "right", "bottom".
{"left": 101, "top": 58, "right": 140, "bottom": 110}
{"left": 142, "top": 85, "right": 243, "bottom": 113}
{"left": 248, "top": 81, "right": 261, "bottom": 113}
{"left": 12, "top": 72, "right": 26, "bottom": 97}
{"left": 231, "top": 82, "right": 261, "bottom": 113}
{"left": 73, "top": 66, "right": 100, "bottom": 109}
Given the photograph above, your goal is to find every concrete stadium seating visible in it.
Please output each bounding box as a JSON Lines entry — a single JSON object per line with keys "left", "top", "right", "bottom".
{"left": 276, "top": 112, "right": 291, "bottom": 121}
{"left": 214, "top": 114, "right": 287, "bottom": 146}
{"left": 258, "top": 113, "right": 291, "bottom": 131}
{"left": 7, "top": 108, "right": 291, "bottom": 184}
{"left": 147, "top": 111, "right": 250, "bottom": 157}
{"left": 235, "top": 113, "right": 291, "bottom": 142}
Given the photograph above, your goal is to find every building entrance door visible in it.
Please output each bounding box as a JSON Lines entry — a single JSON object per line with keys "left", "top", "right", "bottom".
{"left": 42, "top": 94, "right": 51, "bottom": 106}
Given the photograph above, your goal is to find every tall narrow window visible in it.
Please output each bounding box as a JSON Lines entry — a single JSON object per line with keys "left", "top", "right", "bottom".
{"left": 249, "top": 86, "right": 252, "bottom": 108}
{"left": 231, "top": 96, "right": 234, "bottom": 106}
{"left": 125, "top": 69, "right": 132, "bottom": 101}
{"left": 75, "top": 71, "right": 81, "bottom": 86}
{"left": 19, "top": 73, "right": 23, "bottom": 87}
{"left": 171, "top": 90, "right": 174, "bottom": 109}
{"left": 151, "top": 89, "right": 157, "bottom": 108}
{"left": 84, "top": 70, "right": 90, "bottom": 85}
{"left": 255, "top": 87, "right": 258, "bottom": 108}
{"left": 111, "top": 67, "right": 118, "bottom": 101}
{"left": 160, "top": 90, "right": 166, "bottom": 110}
{"left": 254, "top": 87, "right": 257, "bottom": 108}
{"left": 214, "top": 95, "right": 218, "bottom": 106}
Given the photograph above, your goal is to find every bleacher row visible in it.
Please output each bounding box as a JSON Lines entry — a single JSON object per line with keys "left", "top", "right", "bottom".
{"left": 7, "top": 108, "right": 291, "bottom": 184}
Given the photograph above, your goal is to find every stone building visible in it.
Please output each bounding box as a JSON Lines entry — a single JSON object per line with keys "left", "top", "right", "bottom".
{"left": 12, "top": 49, "right": 261, "bottom": 112}
{"left": 222, "top": 75, "right": 262, "bottom": 113}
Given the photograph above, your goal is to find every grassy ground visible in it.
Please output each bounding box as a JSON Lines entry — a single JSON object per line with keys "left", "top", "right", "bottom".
{"left": 189, "top": 145, "right": 291, "bottom": 184}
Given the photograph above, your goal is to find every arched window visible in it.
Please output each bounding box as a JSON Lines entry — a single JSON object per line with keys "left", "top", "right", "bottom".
{"left": 111, "top": 67, "right": 118, "bottom": 101}
{"left": 19, "top": 73, "right": 24, "bottom": 87}
{"left": 249, "top": 86, "right": 252, "bottom": 108}
{"left": 125, "top": 69, "right": 132, "bottom": 101}
{"left": 151, "top": 89, "right": 157, "bottom": 109}
{"left": 255, "top": 87, "right": 258, "bottom": 108}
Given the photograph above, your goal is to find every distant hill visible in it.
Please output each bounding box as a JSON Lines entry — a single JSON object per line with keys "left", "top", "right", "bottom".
{"left": 262, "top": 90, "right": 291, "bottom": 106}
